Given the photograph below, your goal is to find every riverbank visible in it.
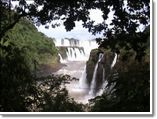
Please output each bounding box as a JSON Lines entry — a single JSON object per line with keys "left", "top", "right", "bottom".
{"left": 36, "top": 63, "right": 66, "bottom": 77}
{"left": 36, "top": 61, "right": 90, "bottom": 104}
{"left": 55, "top": 61, "right": 86, "bottom": 79}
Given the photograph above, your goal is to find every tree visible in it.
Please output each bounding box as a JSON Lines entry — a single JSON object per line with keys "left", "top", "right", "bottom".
{"left": 0, "top": 0, "right": 150, "bottom": 112}
{"left": 30, "top": 0, "right": 149, "bottom": 60}
{"left": 1, "top": 0, "right": 150, "bottom": 40}
{"left": 0, "top": 2, "right": 85, "bottom": 111}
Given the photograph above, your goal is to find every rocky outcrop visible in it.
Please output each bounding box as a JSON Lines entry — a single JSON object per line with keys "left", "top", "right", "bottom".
{"left": 86, "top": 44, "right": 150, "bottom": 97}
{"left": 57, "top": 46, "right": 85, "bottom": 61}
{"left": 86, "top": 48, "right": 117, "bottom": 95}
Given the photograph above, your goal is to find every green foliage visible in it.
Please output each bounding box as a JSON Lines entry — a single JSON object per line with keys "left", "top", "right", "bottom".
{"left": 0, "top": 41, "right": 37, "bottom": 111}
{"left": 1, "top": 0, "right": 150, "bottom": 61}
{"left": 2, "top": 18, "right": 58, "bottom": 71}
{"left": 0, "top": 15, "right": 83, "bottom": 112}
{"left": 37, "top": 78, "right": 84, "bottom": 112}
{"left": 27, "top": 75, "right": 84, "bottom": 112}
{"left": 89, "top": 42, "right": 150, "bottom": 112}
{"left": 90, "top": 60, "right": 150, "bottom": 112}
{"left": 0, "top": 40, "right": 84, "bottom": 111}
{"left": 87, "top": 27, "right": 150, "bottom": 112}
{"left": 0, "top": 0, "right": 150, "bottom": 112}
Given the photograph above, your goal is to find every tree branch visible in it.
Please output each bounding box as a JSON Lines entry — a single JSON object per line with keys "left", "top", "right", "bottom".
{"left": 0, "top": 13, "right": 27, "bottom": 40}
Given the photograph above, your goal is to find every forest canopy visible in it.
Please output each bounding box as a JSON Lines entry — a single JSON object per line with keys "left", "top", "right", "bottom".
{"left": 1, "top": 0, "right": 150, "bottom": 40}
{"left": 0, "top": 0, "right": 150, "bottom": 112}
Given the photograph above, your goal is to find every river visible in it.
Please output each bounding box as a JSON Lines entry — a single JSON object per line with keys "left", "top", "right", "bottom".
{"left": 54, "top": 61, "right": 91, "bottom": 104}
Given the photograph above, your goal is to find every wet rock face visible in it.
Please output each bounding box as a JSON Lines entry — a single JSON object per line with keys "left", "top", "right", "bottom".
{"left": 86, "top": 48, "right": 116, "bottom": 94}
{"left": 86, "top": 49, "right": 99, "bottom": 87}
{"left": 95, "top": 62, "right": 104, "bottom": 92}
{"left": 57, "top": 46, "right": 68, "bottom": 59}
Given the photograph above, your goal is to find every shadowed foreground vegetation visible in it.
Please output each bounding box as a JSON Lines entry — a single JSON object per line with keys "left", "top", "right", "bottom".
{"left": 0, "top": 18, "right": 84, "bottom": 112}
{"left": 0, "top": 0, "right": 150, "bottom": 112}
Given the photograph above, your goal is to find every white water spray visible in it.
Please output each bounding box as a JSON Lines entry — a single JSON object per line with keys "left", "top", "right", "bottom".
{"left": 58, "top": 53, "right": 67, "bottom": 63}
{"left": 65, "top": 47, "right": 86, "bottom": 61}
{"left": 56, "top": 38, "right": 119, "bottom": 104}
{"left": 89, "top": 53, "right": 104, "bottom": 96}
{"left": 78, "top": 52, "right": 118, "bottom": 102}
{"left": 55, "top": 39, "right": 98, "bottom": 62}
{"left": 79, "top": 65, "right": 88, "bottom": 90}
{"left": 111, "top": 53, "right": 117, "bottom": 68}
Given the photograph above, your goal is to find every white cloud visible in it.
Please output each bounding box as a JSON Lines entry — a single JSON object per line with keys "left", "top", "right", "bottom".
{"left": 11, "top": 1, "right": 106, "bottom": 40}
{"left": 37, "top": 9, "right": 104, "bottom": 40}
{"left": 37, "top": 23, "right": 102, "bottom": 40}
{"left": 89, "top": 9, "right": 104, "bottom": 24}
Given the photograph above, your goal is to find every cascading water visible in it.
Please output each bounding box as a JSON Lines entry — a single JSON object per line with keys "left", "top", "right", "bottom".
{"left": 55, "top": 38, "right": 119, "bottom": 103}
{"left": 78, "top": 52, "right": 118, "bottom": 103}
{"left": 88, "top": 63, "right": 99, "bottom": 96}
{"left": 79, "top": 65, "right": 88, "bottom": 90}
{"left": 58, "top": 53, "right": 67, "bottom": 63}
{"left": 88, "top": 53, "right": 104, "bottom": 96}
{"left": 111, "top": 53, "right": 118, "bottom": 68}
{"left": 55, "top": 38, "right": 98, "bottom": 62}
{"left": 106, "top": 52, "right": 118, "bottom": 94}
{"left": 65, "top": 47, "right": 86, "bottom": 61}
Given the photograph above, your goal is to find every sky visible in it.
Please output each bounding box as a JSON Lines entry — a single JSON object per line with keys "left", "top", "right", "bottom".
{"left": 36, "top": 9, "right": 106, "bottom": 41}
{"left": 11, "top": 0, "right": 145, "bottom": 41}
{"left": 35, "top": 1, "right": 145, "bottom": 41}
{"left": 11, "top": 1, "right": 107, "bottom": 40}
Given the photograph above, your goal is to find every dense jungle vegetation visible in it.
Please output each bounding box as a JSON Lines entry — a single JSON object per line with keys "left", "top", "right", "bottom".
{"left": 0, "top": 0, "right": 150, "bottom": 112}
{"left": 0, "top": 10, "right": 84, "bottom": 112}
{"left": 88, "top": 26, "right": 150, "bottom": 112}
{"left": 1, "top": 18, "right": 58, "bottom": 70}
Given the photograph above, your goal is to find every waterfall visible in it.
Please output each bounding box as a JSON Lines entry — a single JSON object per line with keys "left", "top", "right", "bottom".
{"left": 101, "top": 66, "right": 106, "bottom": 90}
{"left": 65, "top": 47, "right": 86, "bottom": 61}
{"left": 111, "top": 53, "right": 117, "bottom": 68}
{"left": 79, "top": 65, "right": 88, "bottom": 90}
{"left": 58, "top": 53, "right": 67, "bottom": 63}
{"left": 88, "top": 52, "right": 118, "bottom": 97}
{"left": 88, "top": 62, "right": 99, "bottom": 96}
{"left": 77, "top": 51, "right": 119, "bottom": 103}
{"left": 97, "top": 67, "right": 108, "bottom": 96}
{"left": 55, "top": 38, "right": 98, "bottom": 62}
{"left": 89, "top": 53, "right": 104, "bottom": 96}
{"left": 56, "top": 38, "right": 119, "bottom": 103}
